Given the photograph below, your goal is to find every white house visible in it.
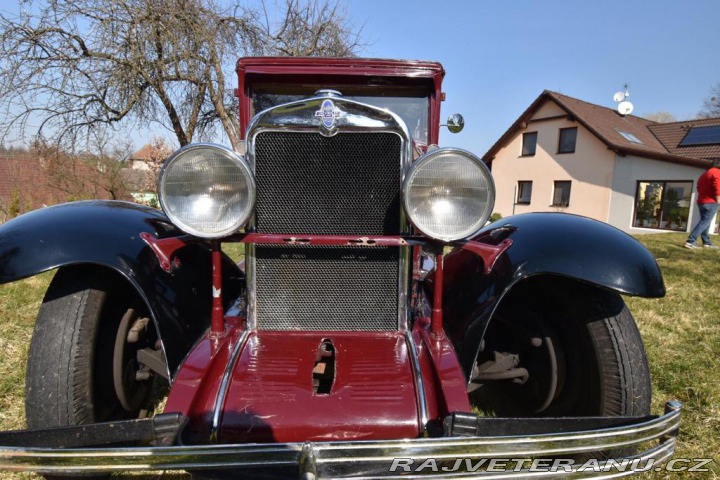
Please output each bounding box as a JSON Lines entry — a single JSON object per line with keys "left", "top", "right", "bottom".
{"left": 483, "top": 91, "right": 720, "bottom": 235}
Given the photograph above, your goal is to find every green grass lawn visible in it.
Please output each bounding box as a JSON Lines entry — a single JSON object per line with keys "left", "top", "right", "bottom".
{"left": 0, "top": 234, "right": 717, "bottom": 478}
{"left": 625, "top": 233, "right": 720, "bottom": 479}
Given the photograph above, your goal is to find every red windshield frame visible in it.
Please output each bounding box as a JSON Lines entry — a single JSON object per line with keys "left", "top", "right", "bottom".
{"left": 236, "top": 57, "right": 445, "bottom": 144}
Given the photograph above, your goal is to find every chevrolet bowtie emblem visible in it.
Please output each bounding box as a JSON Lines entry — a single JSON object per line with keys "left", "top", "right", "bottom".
{"left": 315, "top": 99, "right": 341, "bottom": 130}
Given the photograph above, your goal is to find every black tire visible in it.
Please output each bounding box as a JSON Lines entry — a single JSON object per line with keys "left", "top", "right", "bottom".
{"left": 26, "top": 265, "right": 158, "bottom": 433}
{"left": 472, "top": 278, "right": 651, "bottom": 418}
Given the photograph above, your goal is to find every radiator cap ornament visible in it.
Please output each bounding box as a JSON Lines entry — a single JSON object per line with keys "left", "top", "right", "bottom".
{"left": 314, "top": 98, "right": 342, "bottom": 132}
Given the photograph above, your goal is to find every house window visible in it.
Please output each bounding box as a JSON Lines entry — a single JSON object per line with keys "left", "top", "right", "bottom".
{"left": 558, "top": 127, "right": 577, "bottom": 153}
{"left": 617, "top": 130, "right": 644, "bottom": 144}
{"left": 552, "top": 181, "right": 571, "bottom": 207}
{"left": 517, "top": 181, "right": 533, "bottom": 204}
{"left": 633, "top": 181, "right": 692, "bottom": 231}
{"left": 521, "top": 132, "right": 537, "bottom": 156}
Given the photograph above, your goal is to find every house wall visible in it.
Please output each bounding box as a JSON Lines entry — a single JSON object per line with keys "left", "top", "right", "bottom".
{"left": 490, "top": 104, "right": 616, "bottom": 221}
{"left": 608, "top": 154, "right": 712, "bottom": 234}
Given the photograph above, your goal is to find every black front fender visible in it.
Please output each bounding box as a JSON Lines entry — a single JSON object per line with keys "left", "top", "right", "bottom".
{"left": 0, "top": 201, "right": 242, "bottom": 379}
{"left": 442, "top": 212, "right": 664, "bottom": 376}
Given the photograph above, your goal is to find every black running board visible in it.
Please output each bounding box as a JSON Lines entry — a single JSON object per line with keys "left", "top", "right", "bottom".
{"left": 0, "top": 412, "right": 186, "bottom": 448}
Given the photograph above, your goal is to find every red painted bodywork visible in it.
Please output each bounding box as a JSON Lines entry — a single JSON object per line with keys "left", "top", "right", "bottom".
{"left": 219, "top": 331, "right": 420, "bottom": 443}
{"left": 141, "top": 232, "right": 511, "bottom": 277}
{"left": 236, "top": 57, "right": 445, "bottom": 145}
{"left": 210, "top": 245, "right": 224, "bottom": 334}
{"left": 166, "top": 322, "right": 473, "bottom": 443}
{"left": 431, "top": 251, "right": 445, "bottom": 335}
{"left": 166, "top": 317, "right": 245, "bottom": 441}
{"left": 414, "top": 319, "right": 472, "bottom": 415}
{"left": 163, "top": 58, "right": 482, "bottom": 443}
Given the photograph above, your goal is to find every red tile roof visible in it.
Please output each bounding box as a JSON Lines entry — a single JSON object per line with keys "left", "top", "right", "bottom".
{"left": 131, "top": 143, "right": 172, "bottom": 162}
{"left": 0, "top": 152, "right": 126, "bottom": 219}
{"left": 0, "top": 154, "right": 64, "bottom": 214}
{"left": 483, "top": 90, "right": 719, "bottom": 168}
{"left": 647, "top": 118, "right": 720, "bottom": 159}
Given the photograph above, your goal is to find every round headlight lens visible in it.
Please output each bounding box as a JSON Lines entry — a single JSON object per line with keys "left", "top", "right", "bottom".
{"left": 403, "top": 148, "right": 495, "bottom": 242}
{"left": 158, "top": 144, "right": 255, "bottom": 238}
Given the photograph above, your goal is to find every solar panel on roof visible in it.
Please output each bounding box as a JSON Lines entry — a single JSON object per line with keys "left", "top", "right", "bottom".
{"left": 679, "top": 125, "right": 720, "bottom": 146}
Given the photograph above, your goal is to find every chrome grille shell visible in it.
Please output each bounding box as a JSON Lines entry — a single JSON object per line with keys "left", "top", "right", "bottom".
{"left": 245, "top": 95, "right": 412, "bottom": 331}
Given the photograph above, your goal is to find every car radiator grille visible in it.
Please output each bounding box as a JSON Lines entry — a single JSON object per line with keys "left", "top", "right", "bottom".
{"left": 252, "top": 131, "right": 403, "bottom": 331}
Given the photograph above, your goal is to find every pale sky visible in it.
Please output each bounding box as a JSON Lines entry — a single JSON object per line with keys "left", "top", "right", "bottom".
{"left": 345, "top": 0, "right": 720, "bottom": 157}
{"left": 1, "top": 0, "right": 717, "bottom": 156}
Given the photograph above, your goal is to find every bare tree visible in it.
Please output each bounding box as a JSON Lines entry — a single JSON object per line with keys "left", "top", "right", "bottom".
{"left": 87, "top": 134, "right": 136, "bottom": 200}
{"left": 257, "top": 0, "right": 362, "bottom": 57}
{"left": 30, "top": 140, "right": 87, "bottom": 201}
{"left": 698, "top": 83, "right": 720, "bottom": 119}
{"left": 32, "top": 134, "right": 133, "bottom": 201}
{"left": 133, "top": 136, "right": 172, "bottom": 194}
{"left": 0, "top": 0, "right": 362, "bottom": 151}
{"left": 643, "top": 111, "right": 677, "bottom": 123}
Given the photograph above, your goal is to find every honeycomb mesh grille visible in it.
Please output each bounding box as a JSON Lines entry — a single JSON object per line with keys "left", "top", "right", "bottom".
{"left": 251, "top": 130, "right": 404, "bottom": 331}
{"left": 255, "top": 245, "right": 399, "bottom": 330}
{"left": 253, "top": 131, "right": 402, "bottom": 235}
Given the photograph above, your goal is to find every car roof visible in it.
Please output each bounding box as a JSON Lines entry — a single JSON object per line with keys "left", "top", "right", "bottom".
{"left": 236, "top": 57, "right": 445, "bottom": 81}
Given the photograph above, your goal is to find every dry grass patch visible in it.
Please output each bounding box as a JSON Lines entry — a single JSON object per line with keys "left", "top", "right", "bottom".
{"left": 0, "top": 272, "right": 49, "bottom": 433}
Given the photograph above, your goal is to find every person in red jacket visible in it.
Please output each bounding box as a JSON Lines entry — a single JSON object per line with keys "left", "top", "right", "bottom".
{"left": 685, "top": 158, "right": 720, "bottom": 249}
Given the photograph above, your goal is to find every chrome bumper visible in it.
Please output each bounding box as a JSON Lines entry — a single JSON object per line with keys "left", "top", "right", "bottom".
{"left": 0, "top": 402, "right": 681, "bottom": 478}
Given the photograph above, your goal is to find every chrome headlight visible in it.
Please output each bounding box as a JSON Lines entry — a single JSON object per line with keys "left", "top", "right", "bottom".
{"left": 403, "top": 147, "right": 495, "bottom": 242}
{"left": 158, "top": 144, "right": 255, "bottom": 238}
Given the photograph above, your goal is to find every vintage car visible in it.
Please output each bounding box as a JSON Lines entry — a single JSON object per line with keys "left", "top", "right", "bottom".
{"left": 0, "top": 57, "right": 680, "bottom": 478}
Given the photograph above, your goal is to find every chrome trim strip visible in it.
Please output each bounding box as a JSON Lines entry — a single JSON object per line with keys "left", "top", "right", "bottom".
{"left": 398, "top": 245, "right": 411, "bottom": 332}
{"left": 246, "top": 243, "right": 257, "bottom": 330}
{"left": 209, "top": 329, "right": 251, "bottom": 443}
{"left": 405, "top": 331, "right": 429, "bottom": 432}
{"left": 0, "top": 406, "right": 681, "bottom": 476}
{"left": 245, "top": 93, "right": 413, "bottom": 332}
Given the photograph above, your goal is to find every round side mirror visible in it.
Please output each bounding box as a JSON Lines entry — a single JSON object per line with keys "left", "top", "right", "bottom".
{"left": 445, "top": 114, "right": 465, "bottom": 134}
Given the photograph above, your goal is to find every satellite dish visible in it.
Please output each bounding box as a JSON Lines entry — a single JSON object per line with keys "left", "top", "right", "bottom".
{"left": 618, "top": 100, "right": 634, "bottom": 116}
{"left": 613, "top": 91, "right": 626, "bottom": 103}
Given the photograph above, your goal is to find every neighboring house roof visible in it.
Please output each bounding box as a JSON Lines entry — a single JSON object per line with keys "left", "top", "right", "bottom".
{"left": 483, "top": 90, "right": 718, "bottom": 168}
{"left": 132, "top": 143, "right": 160, "bottom": 161}
{"left": 127, "top": 142, "right": 171, "bottom": 193}
{"left": 0, "top": 154, "right": 61, "bottom": 209}
{"left": 131, "top": 143, "right": 173, "bottom": 161}
{"left": 647, "top": 118, "right": 720, "bottom": 159}
{"left": 0, "top": 151, "right": 134, "bottom": 218}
